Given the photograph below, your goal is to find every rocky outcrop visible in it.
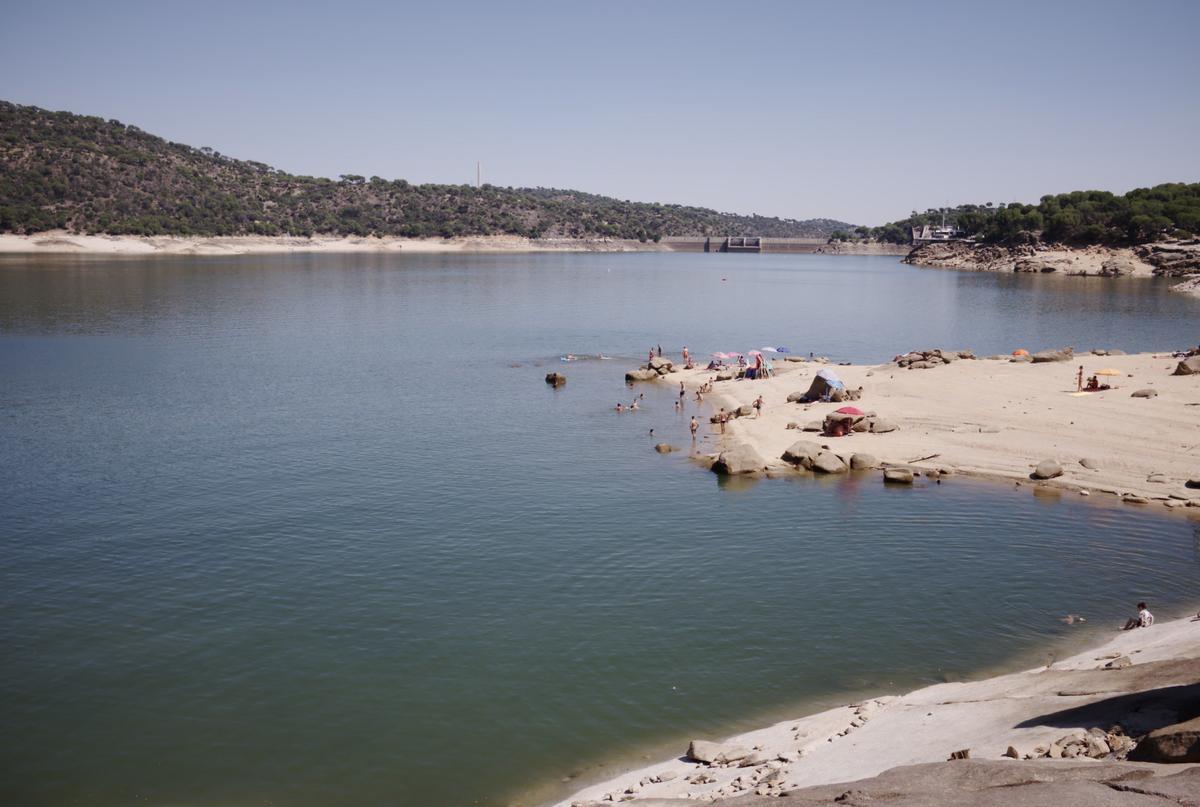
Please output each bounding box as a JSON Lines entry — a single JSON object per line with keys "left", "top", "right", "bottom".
{"left": 711, "top": 444, "right": 766, "bottom": 476}
{"left": 894, "top": 348, "right": 975, "bottom": 369}
{"left": 1031, "top": 347, "right": 1074, "bottom": 363}
{"left": 1135, "top": 240, "right": 1200, "bottom": 277}
{"left": 694, "top": 759, "right": 1200, "bottom": 807}
{"left": 625, "top": 368, "right": 658, "bottom": 382}
{"left": 1127, "top": 716, "right": 1200, "bottom": 763}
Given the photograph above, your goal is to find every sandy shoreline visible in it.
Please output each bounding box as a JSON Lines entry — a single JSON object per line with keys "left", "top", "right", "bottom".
{"left": 0, "top": 231, "right": 672, "bottom": 256}
{"left": 671, "top": 351, "right": 1200, "bottom": 510}
{"left": 556, "top": 615, "right": 1200, "bottom": 805}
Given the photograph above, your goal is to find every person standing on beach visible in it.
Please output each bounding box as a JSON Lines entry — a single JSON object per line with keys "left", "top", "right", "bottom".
{"left": 679, "top": 382, "right": 686, "bottom": 402}
{"left": 656, "top": 344, "right": 662, "bottom": 357}
{"left": 690, "top": 416, "right": 698, "bottom": 439}
{"left": 648, "top": 347, "right": 655, "bottom": 364}
{"left": 754, "top": 395, "right": 764, "bottom": 417}
{"left": 1123, "top": 602, "right": 1154, "bottom": 630}
{"left": 682, "top": 346, "right": 690, "bottom": 365}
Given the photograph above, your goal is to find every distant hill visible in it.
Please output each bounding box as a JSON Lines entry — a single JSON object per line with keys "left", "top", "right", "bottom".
{"left": 0, "top": 101, "right": 853, "bottom": 241}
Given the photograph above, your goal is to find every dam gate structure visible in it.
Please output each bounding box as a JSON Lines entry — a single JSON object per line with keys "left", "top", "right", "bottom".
{"left": 662, "top": 236, "right": 829, "bottom": 253}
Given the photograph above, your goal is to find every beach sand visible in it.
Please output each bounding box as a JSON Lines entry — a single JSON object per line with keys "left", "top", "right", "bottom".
{"left": 0, "top": 231, "right": 669, "bottom": 256}
{"left": 678, "top": 352, "right": 1200, "bottom": 509}
{"left": 557, "top": 616, "right": 1200, "bottom": 805}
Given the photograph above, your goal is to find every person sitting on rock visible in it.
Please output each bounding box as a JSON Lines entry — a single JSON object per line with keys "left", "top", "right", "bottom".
{"left": 1123, "top": 602, "right": 1154, "bottom": 630}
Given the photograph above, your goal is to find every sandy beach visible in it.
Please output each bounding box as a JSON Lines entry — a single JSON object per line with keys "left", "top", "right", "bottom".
{"left": 671, "top": 351, "right": 1200, "bottom": 509}
{"left": 557, "top": 615, "right": 1200, "bottom": 805}
{"left": 0, "top": 231, "right": 670, "bottom": 256}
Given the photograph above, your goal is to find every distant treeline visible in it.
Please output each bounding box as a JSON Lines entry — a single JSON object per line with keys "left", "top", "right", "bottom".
{"left": 834, "top": 184, "right": 1200, "bottom": 246}
{"left": 0, "top": 101, "right": 852, "bottom": 240}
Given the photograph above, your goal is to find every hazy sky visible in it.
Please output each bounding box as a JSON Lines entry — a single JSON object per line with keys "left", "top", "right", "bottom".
{"left": 2, "top": 0, "right": 1198, "bottom": 225}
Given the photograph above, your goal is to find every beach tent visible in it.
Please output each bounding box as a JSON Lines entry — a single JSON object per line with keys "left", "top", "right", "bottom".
{"left": 816, "top": 368, "right": 845, "bottom": 389}
{"left": 798, "top": 368, "right": 847, "bottom": 403}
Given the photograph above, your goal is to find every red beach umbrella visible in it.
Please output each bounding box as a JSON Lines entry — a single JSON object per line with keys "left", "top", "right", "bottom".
{"left": 834, "top": 406, "right": 865, "bottom": 416}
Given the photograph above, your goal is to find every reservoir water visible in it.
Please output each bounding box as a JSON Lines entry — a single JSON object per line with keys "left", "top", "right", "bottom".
{"left": 1, "top": 252, "right": 1198, "bottom": 806}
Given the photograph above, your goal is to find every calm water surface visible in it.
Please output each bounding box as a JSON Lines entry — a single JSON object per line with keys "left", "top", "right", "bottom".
{"left": 1, "top": 253, "right": 1198, "bottom": 806}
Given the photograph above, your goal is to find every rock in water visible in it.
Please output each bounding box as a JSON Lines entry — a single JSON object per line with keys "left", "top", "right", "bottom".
{"left": 625, "top": 368, "right": 658, "bottom": 382}
{"left": 884, "top": 468, "right": 914, "bottom": 484}
{"left": 811, "top": 450, "right": 848, "bottom": 474}
{"left": 712, "top": 443, "right": 766, "bottom": 475}
{"left": 1174, "top": 356, "right": 1200, "bottom": 375}
{"left": 1127, "top": 717, "right": 1200, "bottom": 763}
{"left": 545, "top": 372, "right": 566, "bottom": 387}
{"left": 850, "top": 453, "right": 879, "bottom": 470}
{"left": 654, "top": 443, "right": 675, "bottom": 454}
{"left": 1032, "top": 460, "right": 1063, "bottom": 479}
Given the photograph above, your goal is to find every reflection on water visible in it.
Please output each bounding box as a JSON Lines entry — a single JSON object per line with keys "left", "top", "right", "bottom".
{"left": 1, "top": 252, "right": 1198, "bottom": 806}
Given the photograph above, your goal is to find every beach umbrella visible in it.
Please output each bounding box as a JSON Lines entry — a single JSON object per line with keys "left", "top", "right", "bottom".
{"left": 1095, "top": 368, "right": 1122, "bottom": 376}
{"left": 760, "top": 346, "right": 779, "bottom": 353}
{"left": 775, "top": 346, "right": 791, "bottom": 353}
{"left": 834, "top": 406, "right": 865, "bottom": 416}
{"left": 1012, "top": 349, "right": 1029, "bottom": 356}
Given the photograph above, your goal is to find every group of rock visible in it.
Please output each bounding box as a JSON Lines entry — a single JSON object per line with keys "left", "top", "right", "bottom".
{"left": 625, "top": 356, "right": 676, "bottom": 383}
{"left": 893, "top": 348, "right": 975, "bottom": 369}
{"left": 997, "top": 726, "right": 1136, "bottom": 763}
{"left": 1135, "top": 240, "right": 1200, "bottom": 277}
{"left": 684, "top": 741, "right": 793, "bottom": 798}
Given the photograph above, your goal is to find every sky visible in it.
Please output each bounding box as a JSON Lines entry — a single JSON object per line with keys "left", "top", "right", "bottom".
{"left": 2, "top": 0, "right": 1198, "bottom": 225}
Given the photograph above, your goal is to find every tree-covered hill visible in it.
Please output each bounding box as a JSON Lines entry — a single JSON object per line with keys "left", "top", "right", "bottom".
{"left": 0, "top": 101, "right": 852, "bottom": 240}
{"left": 854, "top": 184, "right": 1200, "bottom": 246}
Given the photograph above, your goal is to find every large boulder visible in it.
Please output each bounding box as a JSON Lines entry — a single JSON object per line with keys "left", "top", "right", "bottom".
{"left": 811, "top": 450, "right": 848, "bottom": 474}
{"left": 884, "top": 468, "right": 914, "bottom": 484}
{"left": 711, "top": 443, "right": 766, "bottom": 476}
{"left": 647, "top": 356, "right": 675, "bottom": 374}
{"left": 1174, "top": 356, "right": 1200, "bottom": 375}
{"left": 625, "top": 368, "right": 658, "bottom": 382}
{"left": 850, "top": 453, "right": 879, "bottom": 470}
{"left": 781, "top": 441, "right": 821, "bottom": 469}
{"left": 736, "top": 404, "right": 754, "bottom": 417}
{"left": 870, "top": 418, "right": 898, "bottom": 433}
{"left": 1128, "top": 717, "right": 1200, "bottom": 763}
{"left": 687, "top": 740, "right": 749, "bottom": 765}
{"left": 1032, "top": 460, "right": 1064, "bottom": 480}
{"left": 1032, "top": 348, "right": 1074, "bottom": 363}
{"left": 1131, "top": 388, "right": 1159, "bottom": 398}
{"left": 786, "top": 390, "right": 807, "bottom": 403}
